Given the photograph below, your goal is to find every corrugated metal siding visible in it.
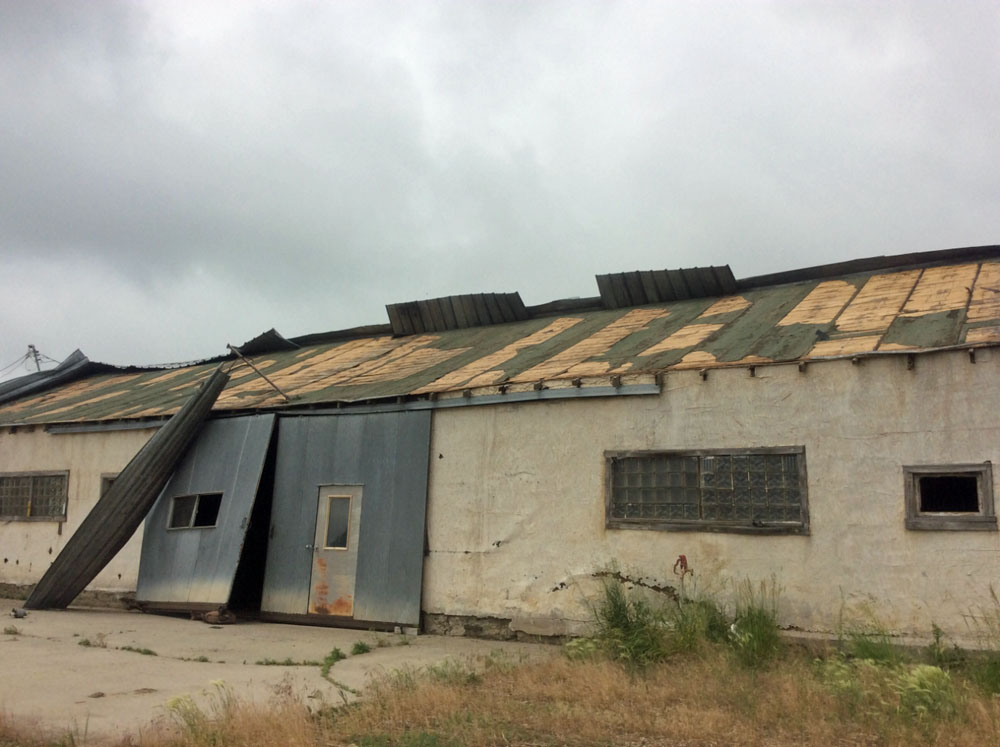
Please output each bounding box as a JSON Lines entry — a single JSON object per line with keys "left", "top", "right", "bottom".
{"left": 24, "top": 367, "right": 230, "bottom": 609}
{"left": 260, "top": 410, "right": 431, "bottom": 626}
{"left": 135, "top": 414, "right": 276, "bottom": 605}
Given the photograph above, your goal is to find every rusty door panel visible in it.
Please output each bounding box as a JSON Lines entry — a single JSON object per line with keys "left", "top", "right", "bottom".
{"left": 308, "top": 486, "right": 362, "bottom": 616}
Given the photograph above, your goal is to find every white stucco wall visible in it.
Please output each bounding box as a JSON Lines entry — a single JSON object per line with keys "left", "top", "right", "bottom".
{"left": 422, "top": 348, "right": 1000, "bottom": 638}
{"left": 0, "top": 426, "right": 156, "bottom": 592}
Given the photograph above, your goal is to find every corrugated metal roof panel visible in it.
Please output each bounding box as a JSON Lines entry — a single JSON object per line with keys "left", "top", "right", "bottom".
{"left": 386, "top": 292, "right": 527, "bottom": 335}
{"left": 597, "top": 266, "right": 736, "bottom": 308}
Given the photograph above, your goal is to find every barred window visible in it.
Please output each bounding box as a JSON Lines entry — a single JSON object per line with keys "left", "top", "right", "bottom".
{"left": 605, "top": 448, "right": 808, "bottom": 534}
{"left": 0, "top": 472, "right": 69, "bottom": 520}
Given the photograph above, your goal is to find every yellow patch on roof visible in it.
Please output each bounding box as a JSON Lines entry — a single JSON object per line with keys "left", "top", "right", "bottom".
{"left": 672, "top": 350, "right": 718, "bottom": 369}
{"left": 640, "top": 323, "right": 723, "bottom": 356}
{"left": 0, "top": 374, "right": 142, "bottom": 416}
{"left": 136, "top": 368, "right": 201, "bottom": 387}
{"left": 346, "top": 345, "right": 467, "bottom": 385}
{"left": 965, "top": 326, "right": 1000, "bottom": 344}
{"left": 809, "top": 336, "right": 880, "bottom": 357}
{"left": 314, "top": 336, "right": 444, "bottom": 388}
{"left": 413, "top": 317, "right": 583, "bottom": 394}
{"left": 967, "top": 262, "right": 1000, "bottom": 323}
{"left": 778, "top": 280, "right": 857, "bottom": 326}
{"left": 901, "top": 263, "right": 978, "bottom": 316}
{"left": 698, "top": 296, "right": 751, "bottom": 318}
{"left": 37, "top": 390, "right": 132, "bottom": 418}
{"left": 564, "top": 360, "right": 611, "bottom": 377}
{"left": 510, "top": 308, "right": 668, "bottom": 382}
{"left": 170, "top": 370, "right": 214, "bottom": 391}
{"left": 271, "top": 338, "right": 400, "bottom": 390}
{"left": 117, "top": 405, "right": 180, "bottom": 419}
{"left": 216, "top": 338, "right": 402, "bottom": 402}
{"left": 835, "top": 270, "right": 921, "bottom": 332}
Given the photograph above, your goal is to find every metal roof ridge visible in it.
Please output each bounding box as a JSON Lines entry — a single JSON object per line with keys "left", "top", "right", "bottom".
{"left": 736, "top": 244, "right": 1000, "bottom": 291}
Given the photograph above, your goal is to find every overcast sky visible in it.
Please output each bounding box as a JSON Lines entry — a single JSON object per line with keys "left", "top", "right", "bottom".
{"left": 1, "top": 0, "right": 997, "bottom": 377}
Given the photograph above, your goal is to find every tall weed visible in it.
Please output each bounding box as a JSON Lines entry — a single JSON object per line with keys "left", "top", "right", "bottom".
{"left": 729, "top": 576, "right": 782, "bottom": 668}
{"left": 838, "top": 599, "right": 905, "bottom": 666}
{"left": 892, "top": 664, "right": 958, "bottom": 721}
{"left": 592, "top": 577, "right": 670, "bottom": 666}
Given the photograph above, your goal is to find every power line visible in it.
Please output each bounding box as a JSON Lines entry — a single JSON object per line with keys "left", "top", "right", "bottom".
{"left": 0, "top": 353, "right": 31, "bottom": 377}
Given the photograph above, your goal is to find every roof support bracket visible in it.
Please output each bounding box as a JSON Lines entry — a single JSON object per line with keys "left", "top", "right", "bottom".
{"left": 227, "top": 344, "right": 291, "bottom": 403}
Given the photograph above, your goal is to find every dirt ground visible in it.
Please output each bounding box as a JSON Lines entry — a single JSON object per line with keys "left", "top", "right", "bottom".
{"left": 0, "top": 598, "right": 551, "bottom": 742}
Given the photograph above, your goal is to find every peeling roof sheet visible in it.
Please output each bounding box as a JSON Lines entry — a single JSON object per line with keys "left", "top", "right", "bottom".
{"left": 3, "top": 250, "right": 1000, "bottom": 426}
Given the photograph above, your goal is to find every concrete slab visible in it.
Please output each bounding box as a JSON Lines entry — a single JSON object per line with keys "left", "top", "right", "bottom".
{"left": 0, "top": 600, "right": 552, "bottom": 741}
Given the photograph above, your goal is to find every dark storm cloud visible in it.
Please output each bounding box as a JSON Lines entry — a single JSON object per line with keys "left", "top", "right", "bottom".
{"left": 0, "top": 0, "right": 998, "bottom": 372}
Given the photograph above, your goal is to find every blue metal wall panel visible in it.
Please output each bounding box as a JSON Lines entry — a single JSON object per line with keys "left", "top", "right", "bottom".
{"left": 136, "top": 414, "right": 276, "bottom": 604}
{"left": 260, "top": 410, "right": 431, "bottom": 625}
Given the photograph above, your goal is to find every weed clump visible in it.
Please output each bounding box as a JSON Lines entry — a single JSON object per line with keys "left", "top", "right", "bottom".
{"left": 119, "top": 645, "right": 157, "bottom": 655}
{"left": 592, "top": 577, "right": 670, "bottom": 666}
{"left": 320, "top": 647, "right": 347, "bottom": 679}
{"left": 351, "top": 640, "right": 372, "bottom": 655}
{"left": 892, "top": 664, "right": 958, "bottom": 720}
{"left": 728, "top": 577, "right": 782, "bottom": 668}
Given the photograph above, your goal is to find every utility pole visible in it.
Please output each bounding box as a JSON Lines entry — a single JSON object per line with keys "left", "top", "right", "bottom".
{"left": 27, "top": 345, "right": 41, "bottom": 372}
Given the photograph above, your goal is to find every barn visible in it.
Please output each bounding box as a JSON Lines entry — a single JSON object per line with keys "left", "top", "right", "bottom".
{"left": 2, "top": 245, "right": 999, "bottom": 637}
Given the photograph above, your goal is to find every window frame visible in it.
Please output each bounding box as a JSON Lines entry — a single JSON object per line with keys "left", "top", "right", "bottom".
{"left": 323, "top": 494, "right": 353, "bottom": 550}
{"left": 904, "top": 463, "right": 995, "bottom": 531}
{"left": 0, "top": 470, "right": 69, "bottom": 522}
{"left": 166, "top": 492, "right": 224, "bottom": 530}
{"left": 99, "top": 473, "right": 118, "bottom": 498}
{"left": 604, "top": 447, "right": 810, "bottom": 535}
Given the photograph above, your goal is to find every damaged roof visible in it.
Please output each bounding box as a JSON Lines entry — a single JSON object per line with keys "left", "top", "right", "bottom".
{"left": 2, "top": 245, "right": 999, "bottom": 426}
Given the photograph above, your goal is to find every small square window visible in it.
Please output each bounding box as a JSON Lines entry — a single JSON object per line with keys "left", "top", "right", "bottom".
{"left": 100, "top": 474, "right": 117, "bottom": 498}
{"left": 904, "top": 464, "right": 995, "bottom": 531}
{"left": 168, "top": 492, "right": 223, "bottom": 529}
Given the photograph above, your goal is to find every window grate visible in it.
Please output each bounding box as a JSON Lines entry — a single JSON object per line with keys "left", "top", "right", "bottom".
{"left": 0, "top": 473, "right": 68, "bottom": 519}
{"left": 606, "top": 448, "right": 807, "bottom": 534}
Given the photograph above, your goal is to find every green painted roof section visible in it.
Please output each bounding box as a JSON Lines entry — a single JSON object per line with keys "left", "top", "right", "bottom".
{"left": 3, "top": 255, "right": 1000, "bottom": 426}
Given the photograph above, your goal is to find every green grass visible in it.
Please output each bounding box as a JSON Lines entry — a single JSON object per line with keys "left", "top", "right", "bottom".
{"left": 729, "top": 577, "right": 782, "bottom": 669}
{"left": 351, "top": 640, "right": 372, "bottom": 655}
{"left": 320, "top": 647, "right": 347, "bottom": 680}
{"left": 591, "top": 577, "right": 671, "bottom": 667}
{"left": 256, "top": 657, "right": 322, "bottom": 666}
{"left": 119, "top": 645, "right": 157, "bottom": 656}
